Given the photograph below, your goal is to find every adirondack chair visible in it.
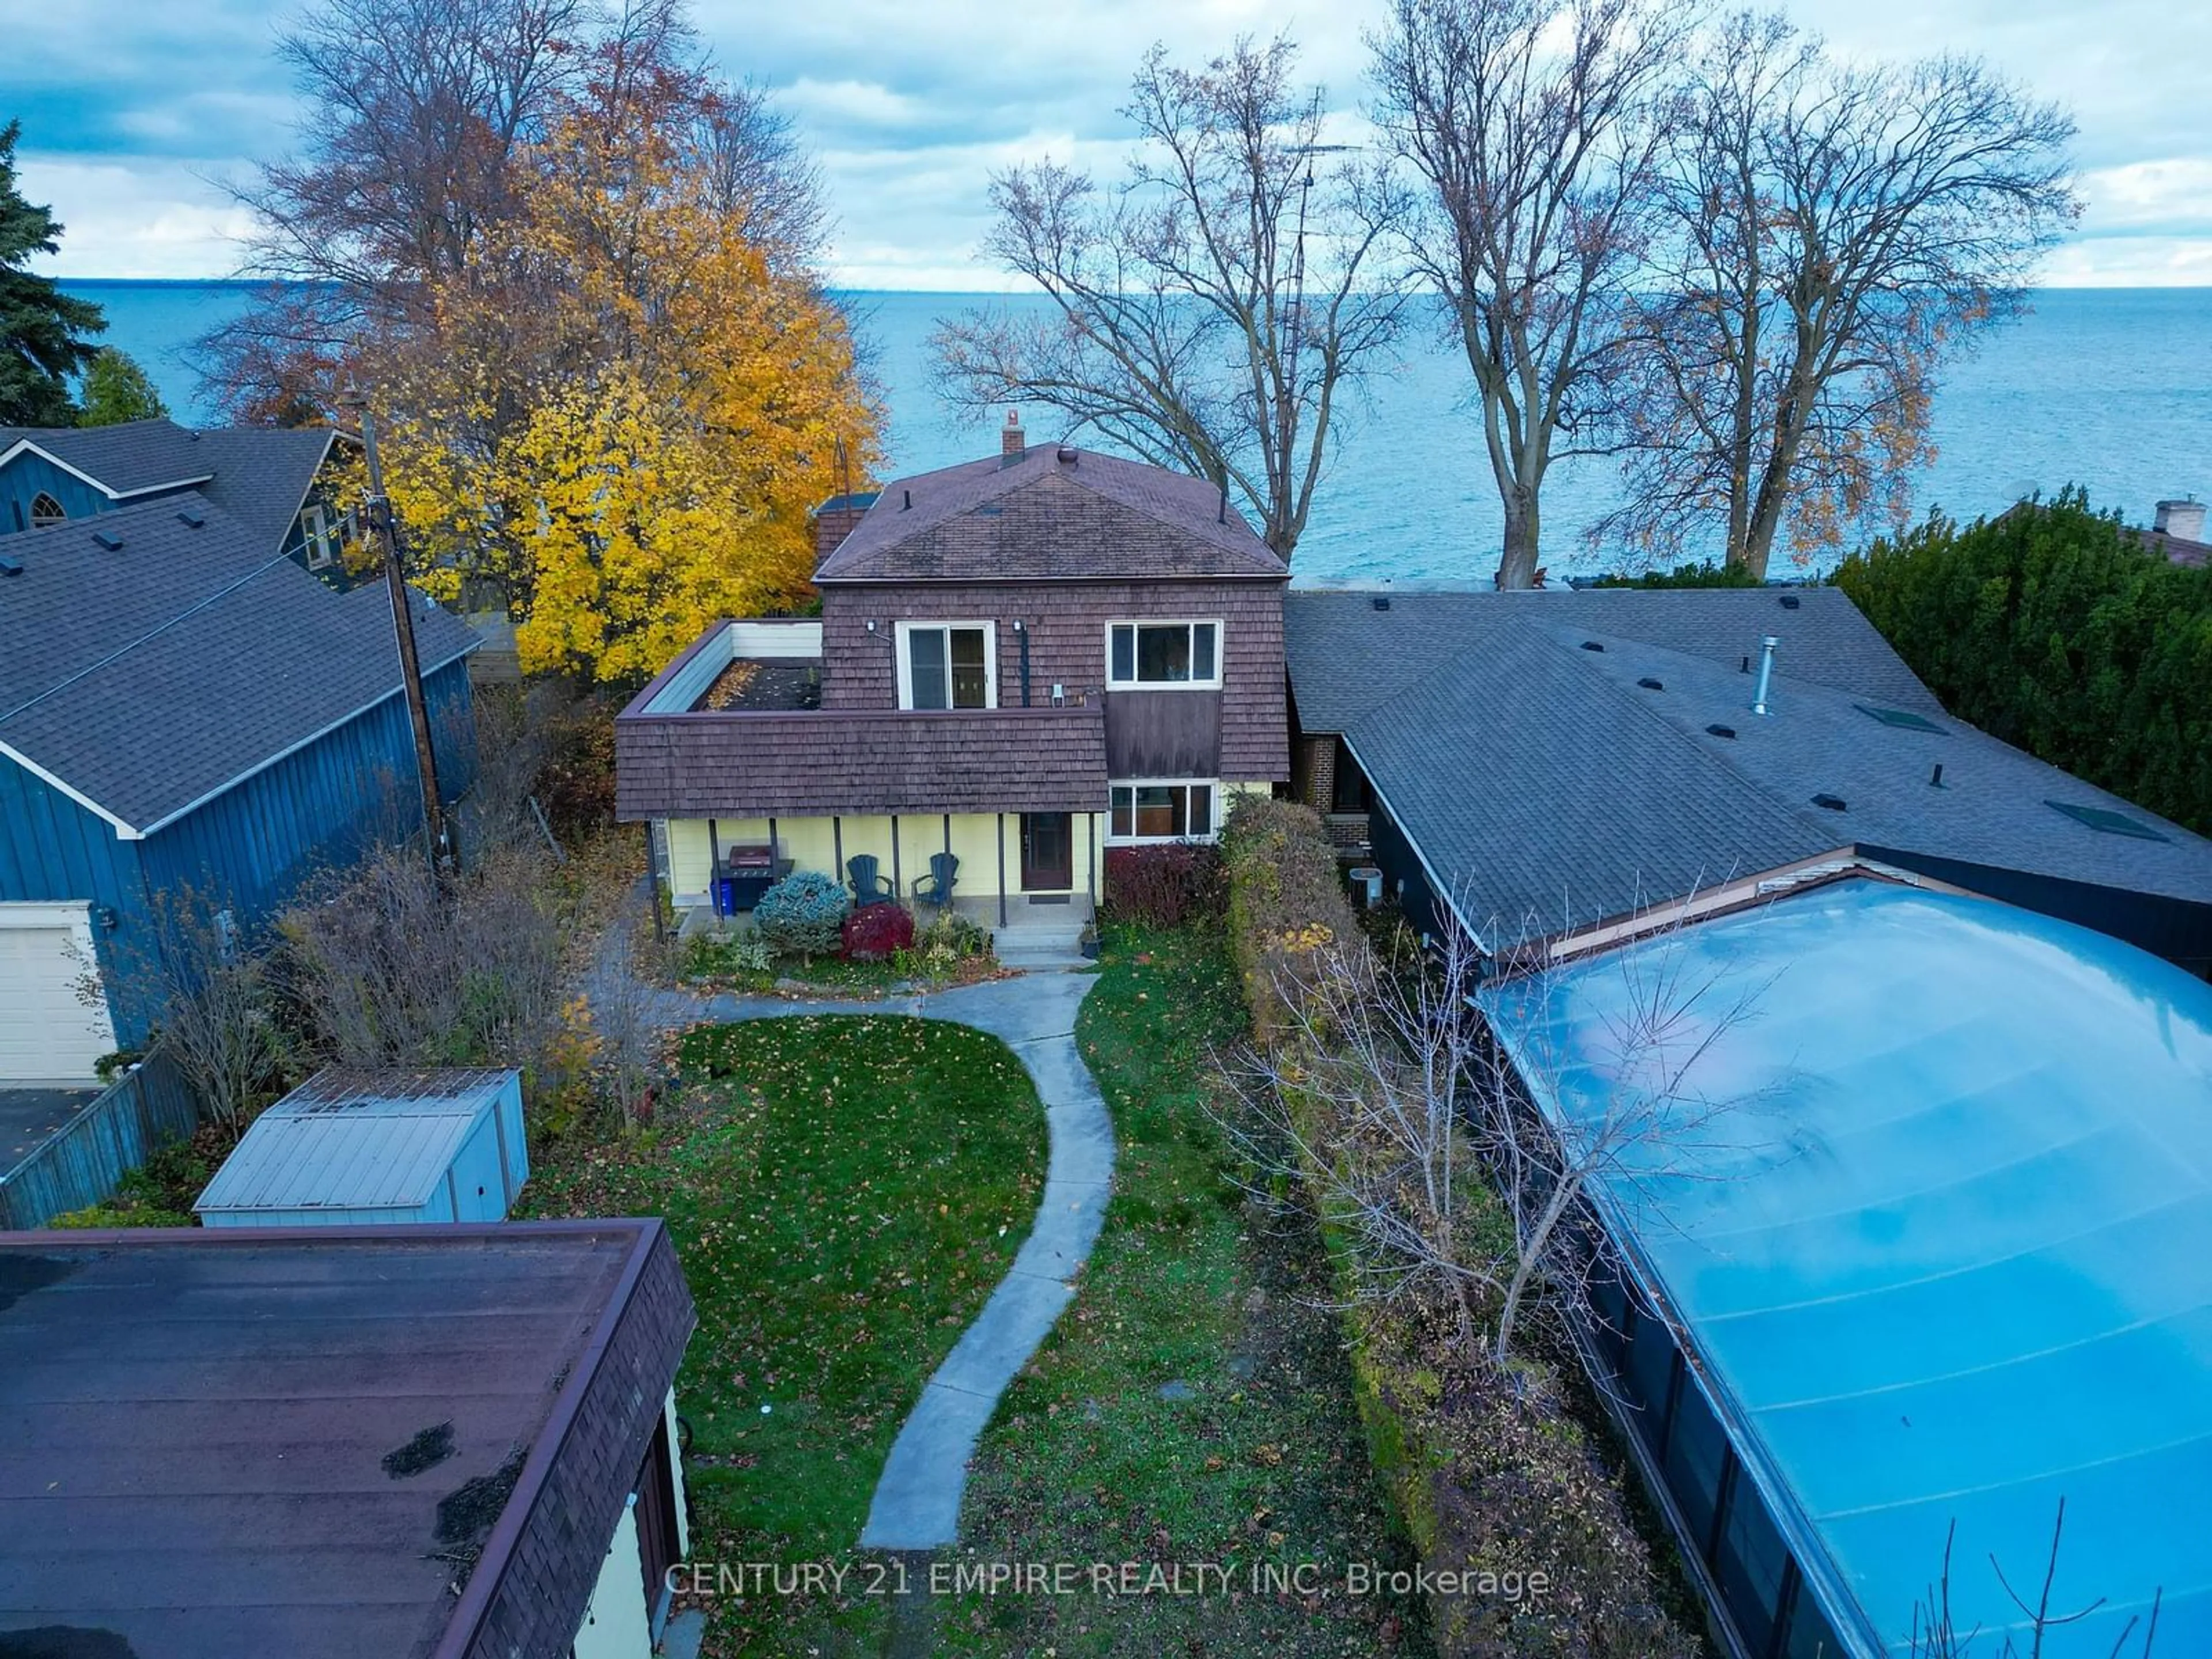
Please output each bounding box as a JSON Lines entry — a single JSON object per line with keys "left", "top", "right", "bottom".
{"left": 911, "top": 852, "right": 959, "bottom": 907}
{"left": 847, "top": 853, "right": 896, "bottom": 908}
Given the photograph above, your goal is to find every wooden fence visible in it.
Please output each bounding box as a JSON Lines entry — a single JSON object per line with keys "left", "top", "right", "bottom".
{"left": 0, "top": 1048, "right": 204, "bottom": 1230}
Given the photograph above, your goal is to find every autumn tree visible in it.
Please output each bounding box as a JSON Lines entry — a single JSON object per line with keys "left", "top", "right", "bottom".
{"left": 1607, "top": 15, "right": 2079, "bottom": 577}
{"left": 934, "top": 36, "right": 1406, "bottom": 561}
{"left": 370, "top": 22, "right": 876, "bottom": 680}
{"left": 0, "top": 119, "right": 104, "bottom": 425}
{"left": 1370, "top": 0, "right": 1690, "bottom": 588}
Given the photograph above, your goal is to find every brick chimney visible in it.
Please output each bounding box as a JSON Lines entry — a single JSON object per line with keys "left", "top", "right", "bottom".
{"left": 2154, "top": 498, "right": 2206, "bottom": 541}
{"left": 812, "top": 494, "right": 874, "bottom": 560}
{"left": 1001, "top": 408, "right": 1026, "bottom": 467}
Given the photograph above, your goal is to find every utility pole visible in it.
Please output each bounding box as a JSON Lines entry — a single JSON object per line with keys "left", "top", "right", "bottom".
{"left": 342, "top": 388, "right": 453, "bottom": 873}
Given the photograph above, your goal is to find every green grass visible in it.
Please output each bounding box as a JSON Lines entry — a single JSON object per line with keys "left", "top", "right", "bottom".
{"left": 520, "top": 1014, "right": 1047, "bottom": 1656}
{"left": 931, "top": 923, "right": 1430, "bottom": 1657}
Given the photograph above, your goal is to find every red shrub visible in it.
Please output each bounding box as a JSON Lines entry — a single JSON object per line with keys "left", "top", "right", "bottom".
{"left": 841, "top": 903, "right": 916, "bottom": 961}
{"left": 1103, "top": 843, "right": 1226, "bottom": 927}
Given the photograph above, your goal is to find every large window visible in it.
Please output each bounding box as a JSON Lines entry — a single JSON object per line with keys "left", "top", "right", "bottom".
{"left": 1108, "top": 620, "right": 1220, "bottom": 688}
{"left": 29, "top": 493, "right": 66, "bottom": 529}
{"left": 1108, "top": 780, "right": 1217, "bottom": 843}
{"left": 898, "top": 622, "right": 994, "bottom": 710}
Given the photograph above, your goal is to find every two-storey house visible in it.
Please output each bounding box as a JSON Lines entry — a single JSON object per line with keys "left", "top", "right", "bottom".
{"left": 615, "top": 416, "right": 1290, "bottom": 947}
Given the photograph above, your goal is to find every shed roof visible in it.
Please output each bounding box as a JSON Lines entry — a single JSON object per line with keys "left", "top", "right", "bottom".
{"left": 0, "top": 1221, "right": 695, "bottom": 1659}
{"left": 816, "top": 443, "right": 1287, "bottom": 582}
{"left": 0, "top": 490, "right": 476, "bottom": 835}
{"left": 1479, "top": 878, "right": 2212, "bottom": 1656}
{"left": 195, "top": 1068, "right": 518, "bottom": 1214}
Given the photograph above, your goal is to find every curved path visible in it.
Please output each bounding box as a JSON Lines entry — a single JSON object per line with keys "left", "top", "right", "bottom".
{"left": 707, "top": 973, "right": 1112, "bottom": 1550}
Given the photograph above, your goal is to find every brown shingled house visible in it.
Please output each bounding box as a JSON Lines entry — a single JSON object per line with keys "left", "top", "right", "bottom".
{"left": 615, "top": 414, "right": 1291, "bottom": 942}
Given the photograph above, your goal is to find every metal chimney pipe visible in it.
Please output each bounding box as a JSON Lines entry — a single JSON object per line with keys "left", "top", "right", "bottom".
{"left": 1752, "top": 636, "right": 1779, "bottom": 715}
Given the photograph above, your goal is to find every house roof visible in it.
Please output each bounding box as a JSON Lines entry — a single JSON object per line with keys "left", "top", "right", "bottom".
{"left": 816, "top": 444, "right": 1288, "bottom": 582}
{"left": 0, "top": 418, "right": 342, "bottom": 554}
{"left": 0, "top": 1219, "right": 695, "bottom": 1659}
{"left": 1480, "top": 878, "right": 2212, "bottom": 1657}
{"left": 194, "top": 1068, "right": 518, "bottom": 1215}
{"left": 0, "top": 490, "right": 477, "bottom": 836}
{"left": 1285, "top": 588, "right": 2212, "bottom": 945}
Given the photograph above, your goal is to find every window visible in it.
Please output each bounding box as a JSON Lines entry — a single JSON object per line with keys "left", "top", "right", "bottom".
{"left": 2046, "top": 798, "right": 2168, "bottom": 842}
{"left": 1662, "top": 1374, "right": 1730, "bottom": 1551}
{"left": 1107, "top": 620, "right": 1221, "bottom": 688}
{"left": 1714, "top": 1465, "right": 1794, "bottom": 1654}
{"left": 1855, "top": 703, "right": 1945, "bottom": 734}
{"left": 29, "top": 493, "right": 66, "bottom": 529}
{"left": 302, "top": 503, "right": 336, "bottom": 569}
{"left": 1108, "top": 780, "right": 1217, "bottom": 843}
{"left": 897, "top": 622, "right": 995, "bottom": 710}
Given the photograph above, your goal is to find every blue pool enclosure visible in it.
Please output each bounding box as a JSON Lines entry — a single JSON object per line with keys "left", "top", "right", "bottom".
{"left": 1479, "top": 877, "right": 2212, "bottom": 1658}
{"left": 195, "top": 1069, "right": 528, "bottom": 1228}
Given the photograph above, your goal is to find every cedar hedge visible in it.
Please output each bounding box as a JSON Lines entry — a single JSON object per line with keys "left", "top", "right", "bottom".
{"left": 1219, "top": 794, "right": 1699, "bottom": 1658}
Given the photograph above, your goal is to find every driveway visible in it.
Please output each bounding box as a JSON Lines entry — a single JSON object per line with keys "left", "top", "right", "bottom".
{"left": 0, "top": 1086, "right": 98, "bottom": 1171}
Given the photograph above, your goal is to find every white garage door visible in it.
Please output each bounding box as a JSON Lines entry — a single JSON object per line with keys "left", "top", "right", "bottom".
{"left": 0, "top": 903, "right": 116, "bottom": 1085}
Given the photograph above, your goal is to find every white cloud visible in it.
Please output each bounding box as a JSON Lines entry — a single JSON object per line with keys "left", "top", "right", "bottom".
{"left": 17, "top": 158, "right": 255, "bottom": 280}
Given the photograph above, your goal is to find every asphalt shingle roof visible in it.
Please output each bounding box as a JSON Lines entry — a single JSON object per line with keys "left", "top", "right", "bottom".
{"left": 0, "top": 418, "right": 216, "bottom": 495}
{"left": 0, "top": 491, "right": 477, "bottom": 833}
{"left": 817, "top": 444, "right": 1287, "bottom": 582}
{"left": 1285, "top": 588, "right": 2212, "bottom": 942}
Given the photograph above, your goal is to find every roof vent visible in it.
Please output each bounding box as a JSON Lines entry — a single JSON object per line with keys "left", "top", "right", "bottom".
{"left": 1372, "top": 594, "right": 1391, "bottom": 611}
{"left": 1705, "top": 723, "right": 1736, "bottom": 739}
{"left": 1812, "top": 792, "right": 1848, "bottom": 811}
{"left": 972, "top": 504, "right": 1002, "bottom": 517}
{"left": 1637, "top": 676, "right": 1664, "bottom": 691}
{"left": 92, "top": 529, "right": 124, "bottom": 551}
{"left": 176, "top": 507, "right": 205, "bottom": 529}
{"left": 1057, "top": 445, "right": 1078, "bottom": 464}
{"left": 902, "top": 489, "right": 911, "bottom": 510}
{"left": 1779, "top": 593, "right": 1802, "bottom": 609}
{"left": 0, "top": 554, "right": 22, "bottom": 578}
{"left": 1580, "top": 640, "right": 1605, "bottom": 652}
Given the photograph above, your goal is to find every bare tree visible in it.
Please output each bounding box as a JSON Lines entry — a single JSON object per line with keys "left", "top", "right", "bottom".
{"left": 933, "top": 35, "right": 1406, "bottom": 560}
{"left": 1605, "top": 16, "right": 2079, "bottom": 578}
{"left": 1910, "top": 1502, "right": 2162, "bottom": 1658}
{"left": 1370, "top": 0, "right": 1690, "bottom": 588}
{"left": 1218, "top": 888, "right": 1768, "bottom": 1369}
{"left": 75, "top": 885, "right": 293, "bottom": 1138}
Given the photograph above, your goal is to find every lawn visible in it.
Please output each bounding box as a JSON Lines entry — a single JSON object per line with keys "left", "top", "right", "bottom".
{"left": 520, "top": 1013, "right": 1047, "bottom": 1656}
{"left": 929, "top": 923, "right": 1431, "bottom": 1657}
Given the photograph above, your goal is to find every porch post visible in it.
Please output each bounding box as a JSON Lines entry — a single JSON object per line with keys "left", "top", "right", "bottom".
{"left": 707, "top": 819, "right": 721, "bottom": 917}
{"left": 891, "top": 816, "right": 902, "bottom": 900}
{"left": 942, "top": 813, "right": 951, "bottom": 858}
{"left": 832, "top": 816, "right": 843, "bottom": 881}
{"left": 996, "top": 813, "right": 1007, "bottom": 929}
{"left": 1086, "top": 812, "right": 1096, "bottom": 909}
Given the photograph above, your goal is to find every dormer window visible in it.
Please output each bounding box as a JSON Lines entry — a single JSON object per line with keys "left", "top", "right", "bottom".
{"left": 1108, "top": 620, "right": 1221, "bottom": 688}
{"left": 302, "top": 503, "right": 340, "bottom": 569}
{"left": 896, "top": 621, "right": 995, "bottom": 710}
{"left": 29, "top": 493, "right": 65, "bottom": 529}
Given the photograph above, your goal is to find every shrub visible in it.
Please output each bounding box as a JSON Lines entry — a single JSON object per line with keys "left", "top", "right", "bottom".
{"left": 1102, "top": 842, "right": 1227, "bottom": 927}
{"left": 904, "top": 910, "right": 994, "bottom": 978}
{"left": 680, "top": 929, "right": 772, "bottom": 980}
{"left": 753, "top": 870, "right": 850, "bottom": 959}
{"left": 842, "top": 903, "right": 916, "bottom": 961}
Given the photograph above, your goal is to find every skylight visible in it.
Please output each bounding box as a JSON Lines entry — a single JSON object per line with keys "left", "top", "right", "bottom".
{"left": 1855, "top": 703, "right": 1944, "bottom": 734}
{"left": 2046, "top": 800, "right": 2169, "bottom": 842}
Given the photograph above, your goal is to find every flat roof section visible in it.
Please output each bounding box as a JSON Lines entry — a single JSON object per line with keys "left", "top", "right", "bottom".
{"left": 0, "top": 1219, "right": 692, "bottom": 1659}
{"left": 1480, "top": 878, "right": 2212, "bottom": 1656}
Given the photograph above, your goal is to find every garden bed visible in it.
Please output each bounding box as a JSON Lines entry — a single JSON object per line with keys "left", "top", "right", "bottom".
{"left": 518, "top": 1013, "right": 1048, "bottom": 1655}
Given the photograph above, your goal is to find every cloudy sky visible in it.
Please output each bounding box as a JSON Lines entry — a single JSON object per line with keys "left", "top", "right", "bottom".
{"left": 9, "top": 0, "right": 2210, "bottom": 286}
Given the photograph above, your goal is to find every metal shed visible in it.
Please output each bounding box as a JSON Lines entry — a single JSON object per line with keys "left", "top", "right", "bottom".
{"left": 195, "top": 1068, "right": 528, "bottom": 1228}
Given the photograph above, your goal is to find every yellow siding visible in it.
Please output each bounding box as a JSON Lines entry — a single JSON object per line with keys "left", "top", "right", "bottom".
{"left": 664, "top": 809, "right": 1110, "bottom": 906}
{"left": 947, "top": 813, "right": 1008, "bottom": 897}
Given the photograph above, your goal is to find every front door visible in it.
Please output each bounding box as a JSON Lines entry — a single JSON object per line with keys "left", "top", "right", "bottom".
{"left": 1020, "top": 812, "right": 1073, "bottom": 891}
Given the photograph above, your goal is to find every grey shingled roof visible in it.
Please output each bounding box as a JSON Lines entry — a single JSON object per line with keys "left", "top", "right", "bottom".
{"left": 1285, "top": 588, "right": 2212, "bottom": 942}
{"left": 817, "top": 444, "right": 1287, "bottom": 582}
{"left": 0, "top": 491, "right": 477, "bottom": 834}
{"left": 0, "top": 417, "right": 216, "bottom": 495}
{"left": 0, "top": 419, "right": 341, "bottom": 553}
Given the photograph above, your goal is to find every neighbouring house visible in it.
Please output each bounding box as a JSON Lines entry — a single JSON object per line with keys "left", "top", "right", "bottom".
{"left": 2141, "top": 495, "right": 2209, "bottom": 567}
{"left": 0, "top": 415, "right": 365, "bottom": 584}
{"left": 194, "top": 1069, "right": 529, "bottom": 1228}
{"left": 1285, "top": 586, "right": 2212, "bottom": 971}
{"left": 1480, "top": 876, "right": 2212, "bottom": 1658}
{"left": 0, "top": 1219, "right": 696, "bottom": 1659}
{"left": 0, "top": 491, "right": 478, "bottom": 1085}
{"left": 615, "top": 415, "right": 1290, "bottom": 952}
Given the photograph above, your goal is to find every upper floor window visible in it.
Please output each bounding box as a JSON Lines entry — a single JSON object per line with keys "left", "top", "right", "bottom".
{"left": 1109, "top": 620, "right": 1219, "bottom": 688}
{"left": 29, "top": 493, "right": 66, "bottom": 529}
{"left": 897, "top": 621, "right": 995, "bottom": 710}
{"left": 302, "top": 503, "right": 338, "bottom": 569}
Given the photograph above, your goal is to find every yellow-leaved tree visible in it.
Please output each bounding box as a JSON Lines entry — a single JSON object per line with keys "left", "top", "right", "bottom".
{"left": 373, "top": 40, "right": 878, "bottom": 682}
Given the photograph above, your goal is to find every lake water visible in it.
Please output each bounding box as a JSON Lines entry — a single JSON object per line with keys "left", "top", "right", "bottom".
{"left": 60, "top": 279, "right": 2212, "bottom": 585}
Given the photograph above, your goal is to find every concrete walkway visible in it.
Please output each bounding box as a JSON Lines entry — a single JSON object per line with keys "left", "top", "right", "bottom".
{"left": 707, "top": 972, "right": 1112, "bottom": 1550}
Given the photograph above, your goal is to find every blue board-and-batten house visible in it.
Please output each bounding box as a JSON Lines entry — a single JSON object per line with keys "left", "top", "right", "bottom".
{"left": 0, "top": 485, "right": 478, "bottom": 1085}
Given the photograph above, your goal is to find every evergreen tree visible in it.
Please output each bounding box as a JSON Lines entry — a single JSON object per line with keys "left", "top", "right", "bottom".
{"left": 78, "top": 346, "right": 168, "bottom": 426}
{"left": 0, "top": 120, "right": 104, "bottom": 424}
